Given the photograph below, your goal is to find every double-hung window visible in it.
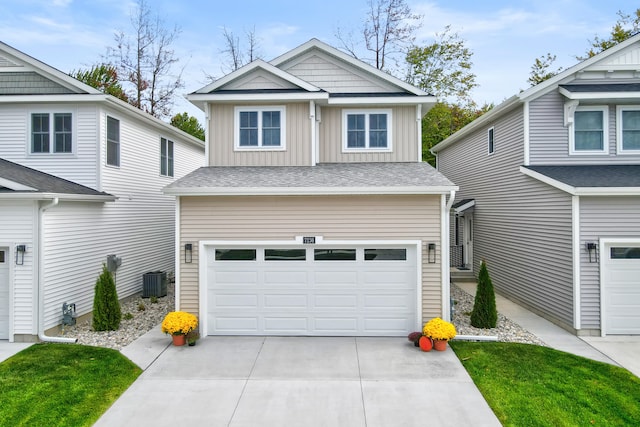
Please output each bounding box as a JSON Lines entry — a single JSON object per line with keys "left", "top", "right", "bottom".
{"left": 160, "top": 137, "right": 174, "bottom": 177}
{"left": 235, "top": 106, "right": 285, "bottom": 150}
{"left": 617, "top": 106, "right": 640, "bottom": 153}
{"left": 31, "top": 112, "right": 73, "bottom": 154}
{"left": 343, "top": 109, "right": 392, "bottom": 151}
{"left": 106, "top": 116, "right": 120, "bottom": 167}
{"left": 571, "top": 106, "right": 608, "bottom": 154}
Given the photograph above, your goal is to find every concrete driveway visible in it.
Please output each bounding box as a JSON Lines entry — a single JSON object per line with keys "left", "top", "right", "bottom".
{"left": 95, "top": 336, "right": 500, "bottom": 427}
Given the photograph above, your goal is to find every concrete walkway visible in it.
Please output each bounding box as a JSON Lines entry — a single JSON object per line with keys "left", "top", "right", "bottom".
{"left": 96, "top": 335, "right": 501, "bottom": 427}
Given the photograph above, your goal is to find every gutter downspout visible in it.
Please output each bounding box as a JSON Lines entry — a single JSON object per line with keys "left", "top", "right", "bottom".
{"left": 442, "top": 189, "right": 456, "bottom": 321}
{"left": 38, "top": 198, "right": 77, "bottom": 343}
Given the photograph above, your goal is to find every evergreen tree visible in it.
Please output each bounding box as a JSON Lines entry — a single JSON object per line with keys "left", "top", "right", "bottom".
{"left": 470, "top": 260, "right": 498, "bottom": 328}
{"left": 92, "top": 265, "right": 122, "bottom": 331}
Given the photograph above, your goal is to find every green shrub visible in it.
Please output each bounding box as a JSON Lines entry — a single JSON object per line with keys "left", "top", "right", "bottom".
{"left": 470, "top": 260, "right": 498, "bottom": 328}
{"left": 92, "top": 265, "right": 121, "bottom": 331}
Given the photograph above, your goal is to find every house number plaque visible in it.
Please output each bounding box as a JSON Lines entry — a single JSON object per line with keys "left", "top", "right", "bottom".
{"left": 303, "top": 237, "right": 316, "bottom": 244}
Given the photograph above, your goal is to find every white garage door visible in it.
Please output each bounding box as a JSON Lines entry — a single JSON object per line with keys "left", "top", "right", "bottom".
{"left": 0, "top": 248, "right": 9, "bottom": 339}
{"left": 603, "top": 243, "right": 640, "bottom": 335}
{"left": 206, "top": 245, "right": 417, "bottom": 336}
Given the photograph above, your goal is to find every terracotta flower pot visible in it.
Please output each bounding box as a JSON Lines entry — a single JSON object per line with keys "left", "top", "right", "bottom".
{"left": 418, "top": 336, "right": 433, "bottom": 352}
{"left": 433, "top": 339, "right": 448, "bottom": 351}
{"left": 172, "top": 334, "right": 186, "bottom": 346}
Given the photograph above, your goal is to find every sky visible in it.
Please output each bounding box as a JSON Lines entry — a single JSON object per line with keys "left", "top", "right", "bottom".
{"left": 1, "top": 0, "right": 638, "bottom": 121}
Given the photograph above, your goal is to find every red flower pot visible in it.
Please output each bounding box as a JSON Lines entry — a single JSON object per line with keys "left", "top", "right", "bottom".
{"left": 172, "top": 334, "right": 186, "bottom": 346}
{"left": 433, "top": 339, "right": 448, "bottom": 351}
{"left": 418, "top": 336, "right": 433, "bottom": 352}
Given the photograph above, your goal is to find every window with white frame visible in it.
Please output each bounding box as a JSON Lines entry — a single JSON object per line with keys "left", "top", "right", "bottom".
{"left": 30, "top": 112, "right": 73, "bottom": 154}
{"left": 343, "top": 109, "right": 392, "bottom": 151}
{"left": 234, "top": 106, "right": 285, "bottom": 150}
{"left": 106, "top": 116, "right": 120, "bottom": 167}
{"left": 160, "top": 137, "right": 174, "bottom": 177}
{"left": 617, "top": 106, "right": 640, "bottom": 153}
{"left": 487, "top": 127, "right": 495, "bottom": 154}
{"left": 570, "top": 106, "right": 608, "bottom": 154}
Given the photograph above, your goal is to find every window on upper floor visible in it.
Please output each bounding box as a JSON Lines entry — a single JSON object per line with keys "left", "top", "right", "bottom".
{"left": 617, "top": 106, "right": 640, "bottom": 154}
{"left": 487, "top": 127, "right": 495, "bottom": 155}
{"left": 234, "top": 106, "right": 286, "bottom": 150}
{"left": 30, "top": 112, "right": 73, "bottom": 154}
{"left": 570, "top": 106, "right": 608, "bottom": 155}
{"left": 343, "top": 109, "right": 392, "bottom": 152}
{"left": 106, "top": 116, "right": 120, "bottom": 167}
{"left": 160, "top": 137, "right": 174, "bottom": 177}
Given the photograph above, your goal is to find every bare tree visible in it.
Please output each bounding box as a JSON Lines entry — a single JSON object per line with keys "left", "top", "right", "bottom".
{"left": 220, "top": 26, "right": 263, "bottom": 73}
{"left": 107, "top": 0, "right": 183, "bottom": 119}
{"left": 336, "top": 0, "right": 421, "bottom": 72}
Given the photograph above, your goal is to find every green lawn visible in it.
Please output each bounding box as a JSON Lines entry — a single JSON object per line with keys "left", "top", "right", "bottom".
{"left": 0, "top": 343, "right": 141, "bottom": 427}
{"left": 450, "top": 341, "right": 640, "bottom": 427}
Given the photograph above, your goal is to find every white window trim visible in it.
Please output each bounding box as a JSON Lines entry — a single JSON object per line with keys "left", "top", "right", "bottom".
{"left": 28, "top": 109, "right": 76, "bottom": 155}
{"left": 160, "top": 137, "right": 174, "bottom": 177}
{"left": 569, "top": 105, "right": 609, "bottom": 155}
{"left": 616, "top": 105, "right": 640, "bottom": 154}
{"left": 234, "top": 106, "right": 286, "bottom": 151}
{"left": 487, "top": 127, "right": 495, "bottom": 155}
{"left": 342, "top": 109, "right": 393, "bottom": 153}
{"left": 105, "top": 115, "right": 121, "bottom": 168}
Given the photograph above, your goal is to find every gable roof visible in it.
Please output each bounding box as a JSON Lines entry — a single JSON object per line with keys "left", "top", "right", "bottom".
{"left": 163, "top": 162, "right": 457, "bottom": 196}
{"left": 521, "top": 165, "right": 640, "bottom": 196}
{"left": 432, "top": 33, "right": 640, "bottom": 154}
{"left": 0, "top": 158, "right": 115, "bottom": 201}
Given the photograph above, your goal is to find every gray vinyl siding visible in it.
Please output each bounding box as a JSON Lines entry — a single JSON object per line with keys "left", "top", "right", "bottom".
{"left": 438, "top": 105, "right": 576, "bottom": 329}
{"left": 0, "top": 72, "right": 77, "bottom": 95}
{"left": 319, "top": 106, "right": 419, "bottom": 163}
{"left": 208, "top": 102, "right": 311, "bottom": 166}
{"left": 579, "top": 196, "right": 640, "bottom": 330}
{"left": 529, "top": 90, "right": 640, "bottom": 164}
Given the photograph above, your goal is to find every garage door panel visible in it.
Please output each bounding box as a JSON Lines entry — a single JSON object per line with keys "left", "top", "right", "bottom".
{"left": 363, "top": 317, "right": 411, "bottom": 333}
{"left": 364, "top": 294, "right": 413, "bottom": 309}
{"left": 214, "top": 317, "right": 259, "bottom": 332}
{"left": 362, "top": 269, "right": 412, "bottom": 286}
{"left": 314, "top": 270, "right": 358, "bottom": 286}
{"left": 313, "top": 294, "right": 358, "bottom": 309}
{"left": 264, "top": 317, "right": 309, "bottom": 332}
{"left": 212, "top": 270, "right": 258, "bottom": 286}
{"left": 212, "top": 294, "right": 259, "bottom": 309}
{"left": 314, "top": 317, "right": 358, "bottom": 333}
{"left": 264, "top": 294, "right": 309, "bottom": 309}
{"left": 264, "top": 270, "right": 309, "bottom": 286}
{"left": 603, "top": 243, "right": 640, "bottom": 335}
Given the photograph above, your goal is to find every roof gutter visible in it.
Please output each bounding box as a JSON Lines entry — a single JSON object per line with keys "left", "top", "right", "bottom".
{"left": 162, "top": 185, "right": 459, "bottom": 197}
{"left": 37, "top": 197, "right": 77, "bottom": 343}
{"left": 441, "top": 189, "right": 456, "bottom": 321}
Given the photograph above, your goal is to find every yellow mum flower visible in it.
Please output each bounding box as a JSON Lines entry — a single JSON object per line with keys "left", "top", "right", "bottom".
{"left": 423, "top": 317, "right": 457, "bottom": 341}
{"left": 161, "top": 311, "right": 198, "bottom": 336}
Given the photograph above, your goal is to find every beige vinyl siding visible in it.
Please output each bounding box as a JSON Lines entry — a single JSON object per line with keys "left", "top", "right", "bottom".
{"left": 0, "top": 201, "right": 37, "bottom": 335}
{"left": 209, "top": 102, "right": 311, "bottom": 166}
{"left": 178, "top": 194, "right": 442, "bottom": 322}
{"left": 579, "top": 196, "right": 640, "bottom": 330}
{"left": 319, "top": 106, "right": 418, "bottom": 163}
{"left": 529, "top": 90, "right": 640, "bottom": 164}
{"left": 438, "top": 106, "right": 576, "bottom": 329}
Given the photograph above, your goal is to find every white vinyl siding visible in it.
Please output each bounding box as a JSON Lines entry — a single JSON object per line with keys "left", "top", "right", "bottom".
{"left": 178, "top": 194, "right": 442, "bottom": 324}
{"left": 438, "top": 105, "right": 576, "bottom": 330}
{"left": 579, "top": 197, "right": 640, "bottom": 331}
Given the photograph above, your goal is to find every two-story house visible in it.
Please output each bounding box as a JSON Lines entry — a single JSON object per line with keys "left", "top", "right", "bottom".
{"left": 0, "top": 41, "right": 205, "bottom": 342}
{"left": 432, "top": 34, "right": 640, "bottom": 336}
{"left": 165, "top": 39, "right": 458, "bottom": 336}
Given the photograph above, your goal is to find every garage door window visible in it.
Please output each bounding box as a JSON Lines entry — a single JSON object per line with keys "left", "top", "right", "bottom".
{"left": 314, "top": 249, "right": 356, "bottom": 261}
{"left": 265, "top": 249, "right": 306, "bottom": 261}
{"left": 364, "top": 249, "right": 407, "bottom": 261}
{"left": 215, "top": 249, "right": 257, "bottom": 261}
{"left": 611, "top": 247, "right": 640, "bottom": 259}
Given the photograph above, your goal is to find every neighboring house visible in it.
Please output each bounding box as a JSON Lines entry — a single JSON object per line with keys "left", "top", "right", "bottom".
{"left": 432, "top": 34, "right": 640, "bottom": 336}
{"left": 164, "top": 39, "right": 457, "bottom": 336}
{"left": 0, "top": 42, "right": 205, "bottom": 342}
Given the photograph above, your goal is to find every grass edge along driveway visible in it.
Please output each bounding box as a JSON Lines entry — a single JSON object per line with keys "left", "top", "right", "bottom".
{"left": 450, "top": 341, "right": 640, "bottom": 427}
{"left": 0, "top": 343, "right": 141, "bottom": 427}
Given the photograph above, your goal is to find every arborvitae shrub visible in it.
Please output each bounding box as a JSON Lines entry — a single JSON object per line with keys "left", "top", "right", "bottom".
{"left": 92, "top": 264, "right": 121, "bottom": 331}
{"left": 470, "top": 260, "right": 498, "bottom": 328}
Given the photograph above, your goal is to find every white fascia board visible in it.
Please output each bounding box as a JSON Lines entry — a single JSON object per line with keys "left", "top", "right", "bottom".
{"left": 0, "top": 193, "right": 116, "bottom": 201}
{"left": 0, "top": 177, "right": 37, "bottom": 191}
{"left": 558, "top": 86, "right": 640, "bottom": 101}
{"left": 0, "top": 94, "right": 108, "bottom": 103}
{"left": 328, "top": 95, "right": 436, "bottom": 108}
{"left": 194, "top": 60, "right": 321, "bottom": 93}
{"left": 520, "top": 167, "right": 640, "bottom": 196}
{"left": 270, "top": 38, "right": 429, "bottom": 96}
{"left": 164, "top": 185, "right": 459, "bottom": 196}
{"left": 186, "top": 92, "right": 329, "bottom": 103}
{"left": 454, "top": 199, "right": 475, "bottom": 214}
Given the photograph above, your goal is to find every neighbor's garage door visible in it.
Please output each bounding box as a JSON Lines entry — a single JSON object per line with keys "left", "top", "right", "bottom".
{"left": 0, "top": 248, "right": 8, "bottom": 339}
{"left": 206, "top": 245, "right": 417, "bottom": 336}
{"left": 603, "top": 243, "right": 640, "bottom": 335}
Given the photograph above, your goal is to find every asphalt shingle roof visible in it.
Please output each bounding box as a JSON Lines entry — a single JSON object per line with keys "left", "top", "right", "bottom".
{"left": 524, "top": 165, "right": 640, "bottom": 188}
{"left": 559, "top": 83, "right": 640, "bottom": 92}
{"left": 165, "top": 162, "right": 455, "bottom": 193}
{"left": 0, "top": 158, "right": 113, "bottom": 197}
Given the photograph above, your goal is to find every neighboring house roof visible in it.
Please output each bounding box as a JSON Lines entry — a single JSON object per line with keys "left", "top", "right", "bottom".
{"left": 0, "top": 158, "right": 115, "bottom": 201}
{"left": 451, "top": 198, "right": 475, "bottom": 214}
{"left": 432, "top": 33, "right": 640, "bottom": 153}
{"left": 164, "top": 162, "right": 457, "bottom": 196}
{"left": 521, "top": 165, "right": 640, "bottom": 196}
